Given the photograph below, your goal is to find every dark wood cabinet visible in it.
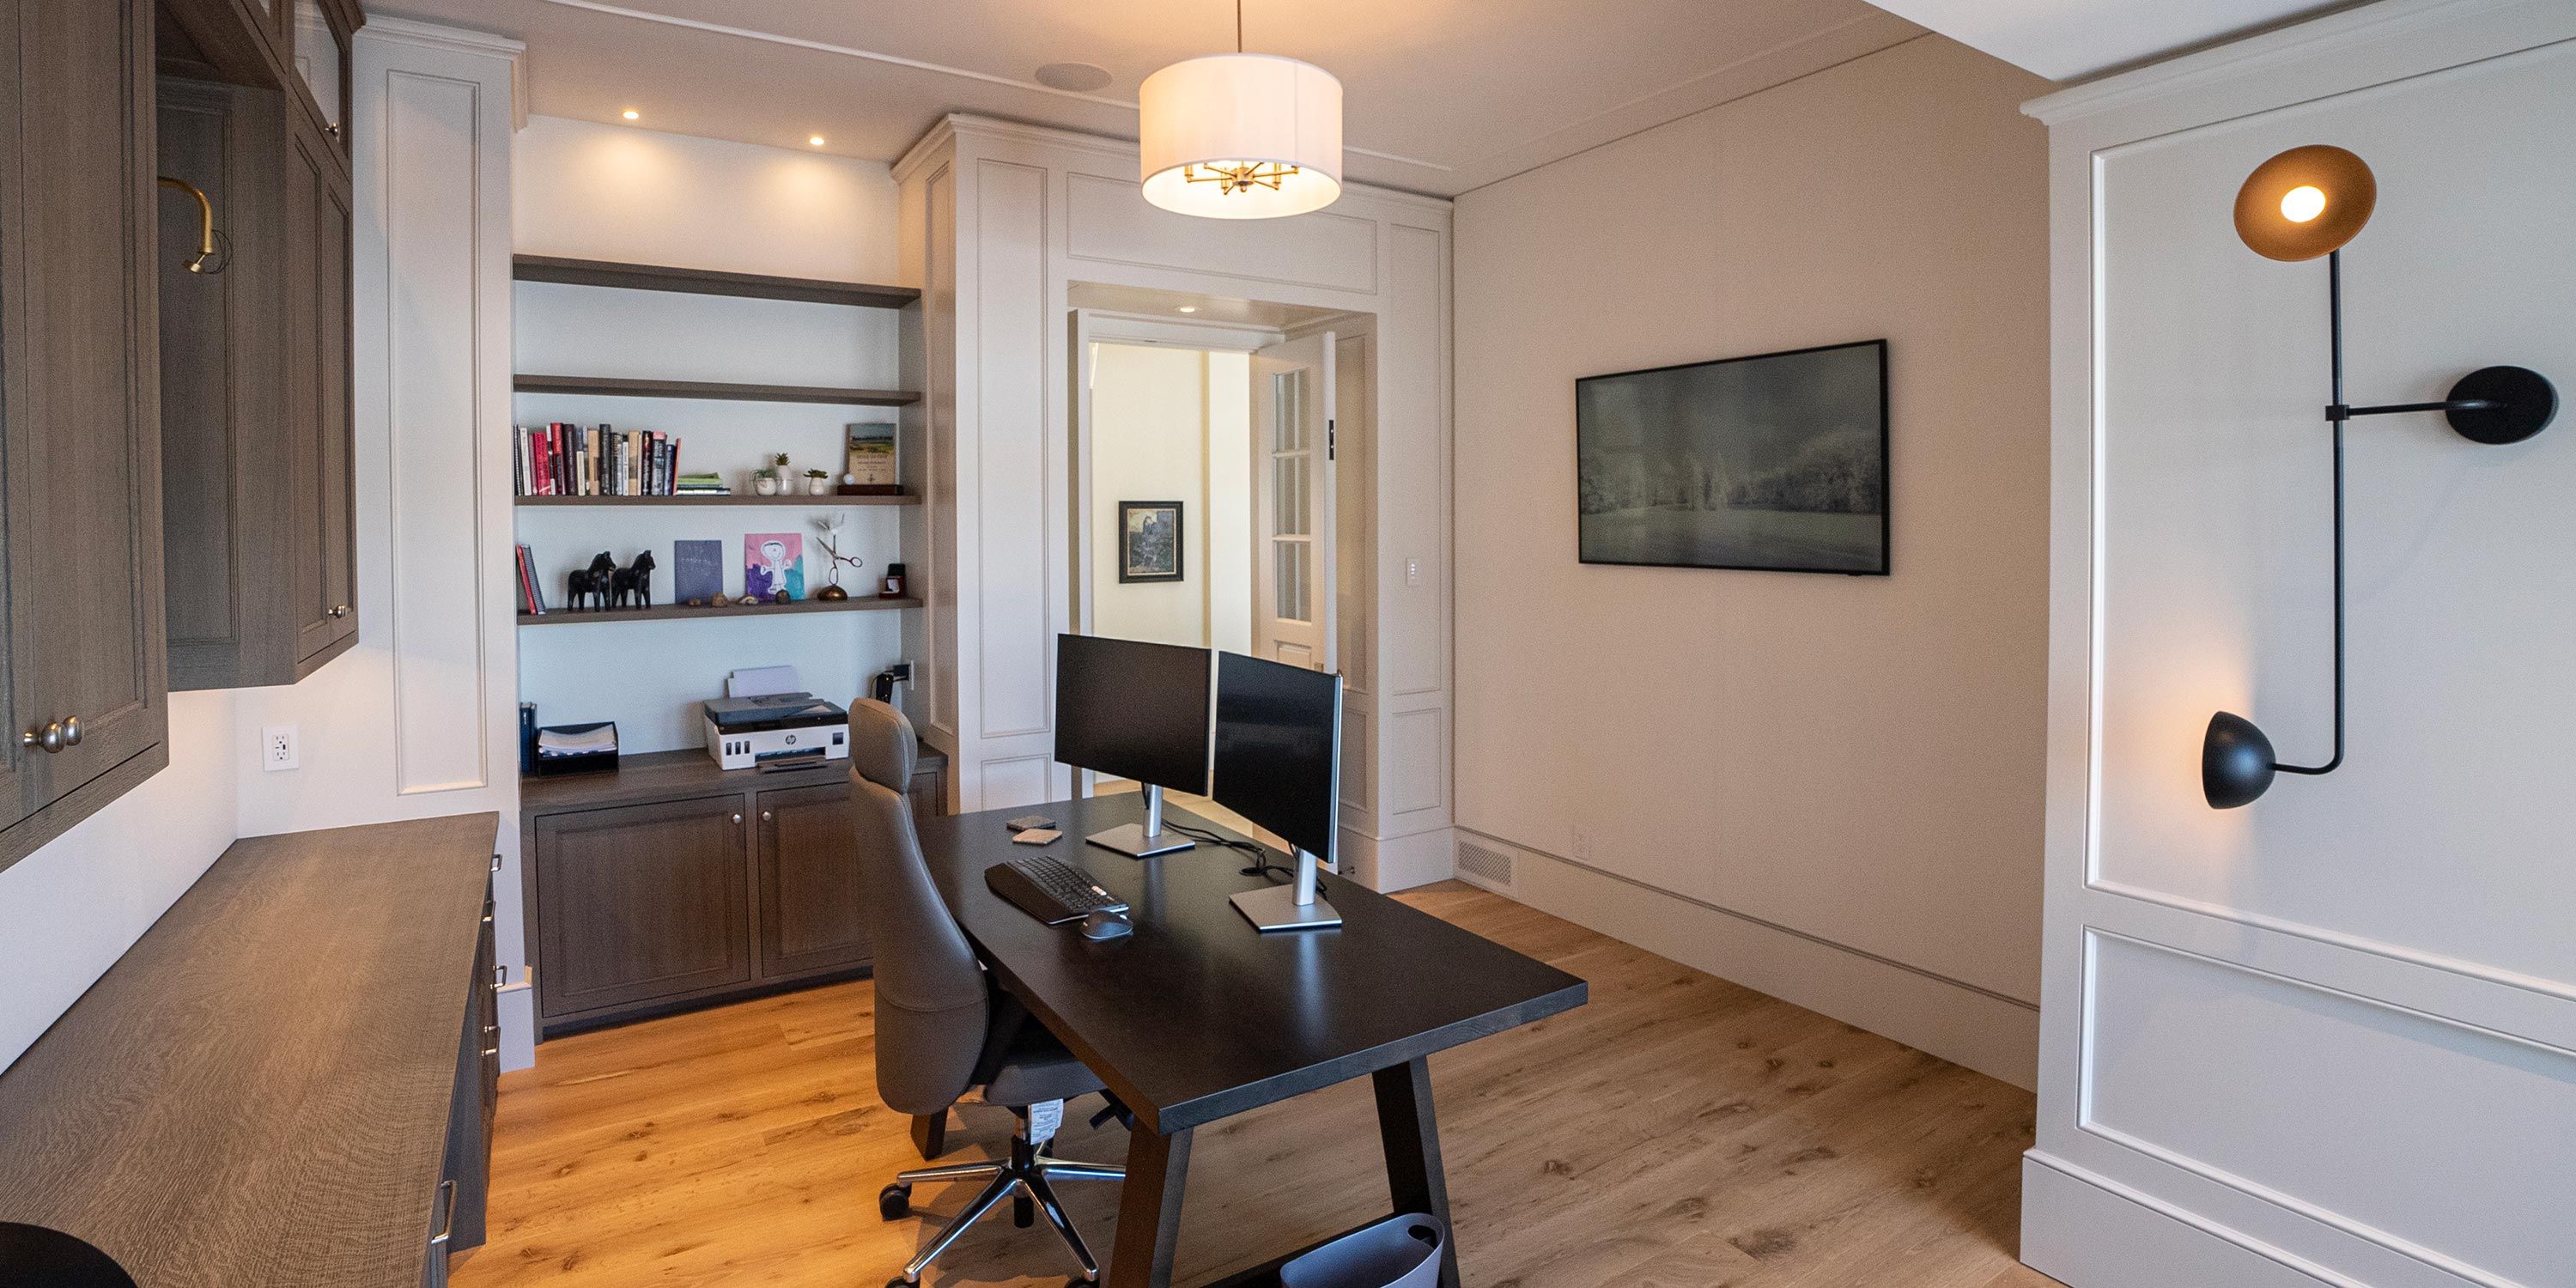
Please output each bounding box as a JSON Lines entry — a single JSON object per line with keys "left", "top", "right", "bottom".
{"left": 439, "top": 871, "right": 500, "bottom": 1266}
{"left": 534, "top": 793, "right": 754, "bottom": 1019}
{"left": 523, "top": 745, "right": 947, "bottom": 1035}
{"left": 0, "top": 0, "right": 173, "bottom": 872}
{"left": 157, "top": 63, "right": 356, "bottom": 689}
{"left": 756, "top": 781, "right": 872, "bottom": 979}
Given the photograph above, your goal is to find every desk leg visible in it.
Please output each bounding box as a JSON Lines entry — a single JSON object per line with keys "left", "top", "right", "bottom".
{"left": 1106, "top": 1125, "right": 1193, "bottom": 1288}
{"left": 1374, "top": 1058, "right": 1461, "bottom": 1288}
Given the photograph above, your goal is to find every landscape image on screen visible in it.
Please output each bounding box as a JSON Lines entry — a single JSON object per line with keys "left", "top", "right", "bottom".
{"left": 1577, "top": 340, "right": 1886, "bottom": 574}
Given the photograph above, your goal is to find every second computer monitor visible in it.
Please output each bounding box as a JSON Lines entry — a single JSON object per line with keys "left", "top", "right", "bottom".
{"left": 1054, "top": 633, "right": 1212, "bottom": 793}
{"left": 1211, "top": 652, "right": 1343, "bottom": 865}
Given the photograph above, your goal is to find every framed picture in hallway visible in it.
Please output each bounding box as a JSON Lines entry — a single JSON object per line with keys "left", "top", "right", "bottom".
{"left": 1576, "top": 339, "right": 1889, "bottom": 575}
{"left": 1118, "top": 501, "right": 1184, "bottom": 583}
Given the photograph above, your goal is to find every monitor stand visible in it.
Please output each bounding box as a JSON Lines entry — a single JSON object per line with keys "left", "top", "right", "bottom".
{"left": 1231, "top": 848, "right": 1343, "bottom": 933}
{"left": 1085, "top": 784, "right": 1196, "bottom": 859}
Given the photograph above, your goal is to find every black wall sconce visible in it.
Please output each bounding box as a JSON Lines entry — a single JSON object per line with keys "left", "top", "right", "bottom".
{"left": 2202, "top": 145, "right": 2558, "bottom": 809}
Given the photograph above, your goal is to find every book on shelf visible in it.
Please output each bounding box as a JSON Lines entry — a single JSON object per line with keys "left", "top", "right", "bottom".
{"left": 513, "top": 423, "right": 686, "bottom": 497}
{"left": 514, "top": 543, "right": 546, "bottom": 614}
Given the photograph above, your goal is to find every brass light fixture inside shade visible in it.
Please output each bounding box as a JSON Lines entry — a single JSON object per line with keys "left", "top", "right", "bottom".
{"left": 1138, "top": 0, "right": 1342, "bottom": 220}
{"left": 2233, "top": 144, "right": 2377, "bottom": 261}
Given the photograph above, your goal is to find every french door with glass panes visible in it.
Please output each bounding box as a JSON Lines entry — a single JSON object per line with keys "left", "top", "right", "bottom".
{"left": 1250, "top": 331, "right": 1335, "bottom": 671}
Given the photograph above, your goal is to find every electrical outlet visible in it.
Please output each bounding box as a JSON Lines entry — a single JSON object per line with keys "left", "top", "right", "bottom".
{"left": 1569, "top": 823, "right": 1592, "bottom": 862}
{"left": 888, "top": 661, "right": 914, "bottom": 684}
{"left": 262, "top": 725, "right": 300, "bottom": 772}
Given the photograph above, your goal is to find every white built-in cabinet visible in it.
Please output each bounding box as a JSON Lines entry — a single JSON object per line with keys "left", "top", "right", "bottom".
{"left": 892, "top": 116, "right": 1457, "bottom": 890}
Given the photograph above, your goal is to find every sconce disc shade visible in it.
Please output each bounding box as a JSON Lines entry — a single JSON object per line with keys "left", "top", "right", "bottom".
{"left": 2234, "top": 145, "right": 2376, "bottom": 261}
{"left": 2445, "top": 365, "right": 2558, "bottom": 445}
{"left": 2202, "top": 711, "right": 2277, "bottom": 810}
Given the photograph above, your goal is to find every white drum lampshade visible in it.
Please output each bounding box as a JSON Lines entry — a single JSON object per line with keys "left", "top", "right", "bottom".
{"left": 1139, "top": 53, "right": 1342, "bottom": 219}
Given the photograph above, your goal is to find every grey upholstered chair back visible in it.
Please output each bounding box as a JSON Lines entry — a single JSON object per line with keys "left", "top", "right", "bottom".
{"left": 848, "top": 699, "right": 989, "bottom": 1117}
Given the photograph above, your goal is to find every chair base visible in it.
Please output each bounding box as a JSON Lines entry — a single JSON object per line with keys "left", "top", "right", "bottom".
{"left": 880, "top": 1110, "right": 1125, "bottom": 1285}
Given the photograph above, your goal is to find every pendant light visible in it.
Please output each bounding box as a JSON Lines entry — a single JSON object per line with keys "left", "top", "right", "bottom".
{"left": 2200, "top": 144, "right": 2557, "bottom": 809}
{"left": 1139, "top": 0, "right": 1342, "bottom": 220}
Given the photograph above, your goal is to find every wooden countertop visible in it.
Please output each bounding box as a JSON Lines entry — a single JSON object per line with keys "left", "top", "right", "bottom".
{"left": 0, "top": 813, "right": 501, "bottom": 1288}
{"left": 520, "top": 743, "right": 946, "bottom": 814}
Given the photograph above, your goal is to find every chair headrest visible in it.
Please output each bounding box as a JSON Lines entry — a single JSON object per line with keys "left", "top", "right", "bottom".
{"left": 848, "top": 698, "right": 916, "bottom": 789}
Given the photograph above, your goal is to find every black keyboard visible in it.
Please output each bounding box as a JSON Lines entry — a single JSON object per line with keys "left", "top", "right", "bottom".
{"left": 986, "top": 855, "right": 1130, "bottom": 926}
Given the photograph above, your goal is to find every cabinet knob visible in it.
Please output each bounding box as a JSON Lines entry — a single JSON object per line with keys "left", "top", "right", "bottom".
{"left": 21, "top": 721, "right": 64, "bottom": 753}
{"left": 327, "top": 605, "right": 349, "bottom": 619}
{"left": 760, "top": 811, "right": 773, "bottom": 823}
{"left": 732, "top": 812, "right": 744, "bottom": 825}
{"left": 326, "top": 124, "right": 343, "bottom": 138}
{"left": 62, "top": 717, "right": 81, "bottom": 747}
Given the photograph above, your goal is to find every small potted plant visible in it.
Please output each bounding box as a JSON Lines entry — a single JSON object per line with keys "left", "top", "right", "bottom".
{"left": 804, "top": 468, "right": 832, "bottom": 496}
{"left": 753, "top": 452, "right": 789, "bottom": 495}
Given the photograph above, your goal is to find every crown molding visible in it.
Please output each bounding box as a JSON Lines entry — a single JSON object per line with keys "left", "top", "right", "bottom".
{"left": 896, "top": 113, "right": 1455, "bottom": 216}
{"left": 355, "top": 14, "right": 527, "bottom": 60}
{"left": 2021, "top": 0, "right": 2523, "bottom": 125}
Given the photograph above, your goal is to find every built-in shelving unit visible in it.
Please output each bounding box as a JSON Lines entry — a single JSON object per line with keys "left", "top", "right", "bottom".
{"left": 514, "top": 492, "right": 918, "bottom": 508}
{"left": 513, "top": 254, "right": 919, "bottom": 310}
{"left": 513, "top": 374, "right": 919, "bottom": 406}
{"left": 517, "top": 595, "right": 920, "bottom": 627}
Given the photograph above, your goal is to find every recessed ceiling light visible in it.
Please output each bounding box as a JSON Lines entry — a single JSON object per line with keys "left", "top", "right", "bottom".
{"left": 809, "top": 135, "right": 827, "bottom": 147}
{"left": 1035, "top": 62, "right": 1114, "bottom": 93}
{"left": 622, "top": 109, "right": 640, "bottom": 120}
{"left": 1176, "top": 306, "right": 1199, "bottom": 313}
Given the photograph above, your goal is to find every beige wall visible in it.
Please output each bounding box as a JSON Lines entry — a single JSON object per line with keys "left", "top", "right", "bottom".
{"left": 1451, "top": 34, "right": 2052, "bottom": 1083}
{"left": 1090, "top": 343, "right": 1256, "bottom": 651}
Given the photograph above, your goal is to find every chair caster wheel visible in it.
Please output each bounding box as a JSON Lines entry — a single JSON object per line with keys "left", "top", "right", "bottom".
{"left": 884, "top": 1279, "right": 914, "bottom": 1288}
{"left": 878, "top": 1183, "right": 913, "bottom": 1221}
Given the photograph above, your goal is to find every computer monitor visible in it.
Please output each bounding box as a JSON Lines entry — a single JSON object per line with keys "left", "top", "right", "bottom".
{"left": 1212, "top": 651, "right": 1345, "bottom": 932}
{"left": 1054, "top": 633, "right": 1211, "bottom": 857}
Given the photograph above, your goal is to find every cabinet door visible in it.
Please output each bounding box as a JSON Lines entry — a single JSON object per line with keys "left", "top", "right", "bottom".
{"left": 0, "top": 0, "right": 169, "bottom": 854}
{"left": 535, "top": 795, "right": 752, "bottom": 1018}
{"left": 754, "top": 781, "right": 871, "bottom": 980}
{"left": 286, "top": 114, "right": 356, "bottom": 662}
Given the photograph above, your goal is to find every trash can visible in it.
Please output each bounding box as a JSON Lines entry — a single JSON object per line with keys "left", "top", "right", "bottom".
{"left": 1279, "top": 1213, "right": 1446, "bottom": 1288}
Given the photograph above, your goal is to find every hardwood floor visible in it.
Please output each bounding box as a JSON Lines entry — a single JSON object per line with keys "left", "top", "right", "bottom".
{"left": 453, "top": 883, "right": 2061, "bottom": 1288}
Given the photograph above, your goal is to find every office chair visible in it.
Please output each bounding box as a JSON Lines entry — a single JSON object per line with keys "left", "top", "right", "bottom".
{"left": 848, "top": 699, "right": 1125, "bottom": 1287}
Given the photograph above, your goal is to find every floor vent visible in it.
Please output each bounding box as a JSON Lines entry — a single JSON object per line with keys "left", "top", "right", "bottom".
{"left": 1454, "top": 836, "right": 1517, "bottom": 893}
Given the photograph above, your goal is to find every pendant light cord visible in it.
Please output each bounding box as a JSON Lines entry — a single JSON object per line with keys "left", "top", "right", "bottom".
{"left": 1236, "top": 0, "right": 1245, "bottom": 52}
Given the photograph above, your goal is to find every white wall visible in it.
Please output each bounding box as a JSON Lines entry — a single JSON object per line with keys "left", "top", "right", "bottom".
{"left": 510, "top": 118, "right": 910, "bottom": 752}
{"left": 1449, "top": 34, "right": 2053, "bottom": 1087}
{"left": 2022, "top": 2, "right": 2576, "bottom": 1285}
{"left": 1089, "top": 343, "right": 1255, "bottom": 649}
{"left": 0, "top": 691, "right": 239, "bottom": 1072}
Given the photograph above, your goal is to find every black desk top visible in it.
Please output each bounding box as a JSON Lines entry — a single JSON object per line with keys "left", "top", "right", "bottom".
{"left": 916, "top": 794, "right": 1587, "bottom": 1135}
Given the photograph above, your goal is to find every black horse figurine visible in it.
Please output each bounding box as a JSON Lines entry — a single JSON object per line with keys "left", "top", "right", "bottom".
{"left": 610, "top": 550, "right": 656, "bottom": 610}
{"left": 565, "top": 550, "right": 617, "bottom": 611}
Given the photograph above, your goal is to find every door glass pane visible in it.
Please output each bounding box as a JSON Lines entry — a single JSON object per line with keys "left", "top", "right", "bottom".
{"left": 1274, "top": 542, "right": 1309, "bottom": 623}
{"left": 294, "top": 0, "right": 343, "bottom": 131}
{"left": 1272, "top": 372, "right": 1305, "bottom": 452}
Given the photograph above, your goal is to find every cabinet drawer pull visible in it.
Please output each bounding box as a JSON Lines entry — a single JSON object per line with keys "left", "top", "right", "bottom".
{"left": 481, "top": 1046, "right": 499, "bottom": 1058}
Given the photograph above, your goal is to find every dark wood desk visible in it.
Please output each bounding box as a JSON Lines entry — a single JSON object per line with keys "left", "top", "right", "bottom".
{"left": 916, "top": 794, "right": 1587, "bottom": 1288}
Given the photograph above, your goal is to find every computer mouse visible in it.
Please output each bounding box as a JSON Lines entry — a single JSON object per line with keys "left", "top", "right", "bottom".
{"left": 1078, "top": 909, "right": 1133, "bottom": 941}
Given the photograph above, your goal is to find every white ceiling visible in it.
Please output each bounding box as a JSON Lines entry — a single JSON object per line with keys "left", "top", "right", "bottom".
{"left": 373, "top": 0, "right": 1928, "bottom": 197}
{"left": 1866, "top": 0, "right": 2355, "bottom": 81}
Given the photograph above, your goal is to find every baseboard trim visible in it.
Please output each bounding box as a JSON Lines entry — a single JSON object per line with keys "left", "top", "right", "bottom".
{"left": 2021, "top": 1151, "right": 2355, "bottom": 1288}
{"left": 1471, "top": 830, "right": 2038, "bottom": 1089}
{"left": 1340, "top": 826, "right": 1454, "bottom": 893}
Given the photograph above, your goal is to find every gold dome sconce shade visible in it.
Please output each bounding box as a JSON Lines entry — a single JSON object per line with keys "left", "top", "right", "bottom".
{"left": 2233, "top": 145, "right": 2376, "bottom": 261}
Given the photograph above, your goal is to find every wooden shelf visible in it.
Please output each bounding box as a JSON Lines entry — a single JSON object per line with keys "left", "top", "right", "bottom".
{"left": 517, "top": 492, "right": 918, "bottom": 508}
{"left": 514, "top": 374, "right": 918, "bottom": 406}
{"left": 518, "top": 595, "right": 920, "bottom": 627}
{"left": 513, "top": 255, "right": 920, "bottom": 309}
